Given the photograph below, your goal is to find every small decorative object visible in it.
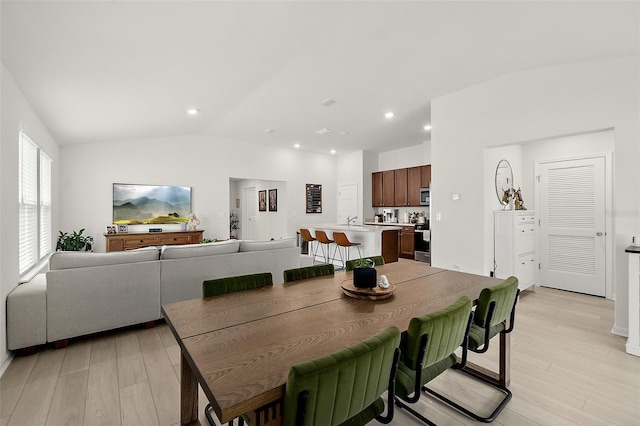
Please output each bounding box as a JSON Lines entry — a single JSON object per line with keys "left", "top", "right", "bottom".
{"left": 258, "top": 190, "right": 267, "bottom": 211}
{"left": 514, "top": 187, "right": 527, "bottom": 210}
{"left": 106, "top": 225, "right": 116, "bottom": 234}
{"left": 56, "top": 229, "right": 94, "bottom": 252}
{"left": 340, "top": 279, "right": 395, "bottom": 300}
{"left": 118, "top": 224, "right": 128, "bottom": 233}
{"left": 501, "top": 188, "right": 515, "bottom": 211}
{"left": 187, "top": 213, "right": 200, "bottom": 231}
{"left": 352, "top": 258, "right": 377, "bottom": 289}
{"left": 229, "top": 210, "right": 239, "bottom": 238}
{"left": 378, "top": 274, "right": 390, "bottom": 289}
{"left": 268, "top": 189, "right": 277, "bottom": 211}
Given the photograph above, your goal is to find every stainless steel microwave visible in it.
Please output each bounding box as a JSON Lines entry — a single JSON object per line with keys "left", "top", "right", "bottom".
{"left": 420, "top": 187, "right": 430, "bottom": 206}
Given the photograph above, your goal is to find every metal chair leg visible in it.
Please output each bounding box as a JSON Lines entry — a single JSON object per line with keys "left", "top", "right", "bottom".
{"left": 422, "top": 371, "right": 512, "bottom": 423}
{"left": 205, "top": 403, "right": 244, "bottom": 426}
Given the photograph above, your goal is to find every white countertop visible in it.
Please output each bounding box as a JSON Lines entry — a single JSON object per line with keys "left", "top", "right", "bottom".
{"left": 304, "top": 223, "right": 402, "bottom": 232}
{"left": 364, "top": 221, "right": 416, "bottom": 227}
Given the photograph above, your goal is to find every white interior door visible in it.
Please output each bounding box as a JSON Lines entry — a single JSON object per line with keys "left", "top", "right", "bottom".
{"left": 337, "top": 183, "right": 358, "bottom": 225}
{"left": 538, "top": 157, "right": 606, "bottom": 296}
{"left": 244, "top": 187, "right": 257, "bottom": 240}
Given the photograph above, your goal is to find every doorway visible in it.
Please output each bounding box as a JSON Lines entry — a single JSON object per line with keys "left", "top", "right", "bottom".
{"left": 535, "top": 155, "right": 611, "bottom": 297}
{"left": 244, "top": 186, "right": 257, "bottom": 240}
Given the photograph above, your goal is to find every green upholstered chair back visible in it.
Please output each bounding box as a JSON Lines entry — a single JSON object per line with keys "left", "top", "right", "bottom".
{"left": 345, "top": 256, "right": 385, "bottom": 271}
{"left": 283, "top": 326, "right": 401, "bottom": 426}
{"left": 202, "top": 272, "right": 273, "bottom": 297}
{"left": 283, "top": 264, "right": 335, "bottom": 283}
{"left": 403, "top": 296, "right": 472, "bottom": 371}
{"left": 474, "top": 276, "right": 519, "bottom": 328}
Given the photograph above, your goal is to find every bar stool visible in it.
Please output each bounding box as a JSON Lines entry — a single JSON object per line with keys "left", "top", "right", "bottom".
{"left": 314, "top": 230, "right": 335, "bottom": 264}
{"left": 299, "top": 228, "right": 319, "bottom": 263}
{"left": 332, "top": 232, "right": 362, "bottom": 269}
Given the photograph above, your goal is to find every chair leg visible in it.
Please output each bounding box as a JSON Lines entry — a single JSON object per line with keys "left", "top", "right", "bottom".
{"left": 394, "top": 397, "right": 438, "bottom": 426}
{"left": 205, "top": 403, "right": 244, "bottom": 426}
{"left": 333, "top": 244, "right": 345, "bottom": 269}
{"left": 318, "top": 243, "right": 326, "bottom": 264}
{"left": 422, "top": 370, "right": 512, "bottom": 423}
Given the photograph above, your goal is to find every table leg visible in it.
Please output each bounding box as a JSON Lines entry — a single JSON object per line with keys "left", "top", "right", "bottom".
{"left": 181, "top": 352, "right": 199, "bottom": 425}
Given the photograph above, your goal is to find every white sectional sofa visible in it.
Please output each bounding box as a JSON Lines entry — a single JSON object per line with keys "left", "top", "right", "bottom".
{"left": 7, "top": 238, "right": 300, "bottom": 351}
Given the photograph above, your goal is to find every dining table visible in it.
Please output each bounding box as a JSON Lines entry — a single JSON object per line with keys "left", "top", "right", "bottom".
{"left": 161, "top": 261, "right": 507, "bottom": 426}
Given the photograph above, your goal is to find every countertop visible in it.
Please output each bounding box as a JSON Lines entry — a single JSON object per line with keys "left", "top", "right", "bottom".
{"left": 364, "top": 221, "right": 420, "bottom": 227}
{"left": 626, "top": 245, "right": 640, "bottom": 254}
{"left": 304, "top": 223, "right": 402, "bottom": 232}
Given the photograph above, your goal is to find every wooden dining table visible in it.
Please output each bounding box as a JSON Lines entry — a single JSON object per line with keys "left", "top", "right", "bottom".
{"left": 161, "top": 261, "right": 506, "bottom": 426}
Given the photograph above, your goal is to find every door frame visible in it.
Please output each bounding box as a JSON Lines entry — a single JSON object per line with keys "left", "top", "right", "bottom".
{"left": 534, "top": 152, "right": 613, "bottom": 299}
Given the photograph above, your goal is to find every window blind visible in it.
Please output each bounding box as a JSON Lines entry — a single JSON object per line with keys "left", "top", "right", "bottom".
{"left": 19, "top": 133, "right": 38, "bottom": 274}
{"left": 18, "top": 131, "right": 52, "bottom": 276}
{"left": 40, "top": 150, "right": 52, "bottom": 259}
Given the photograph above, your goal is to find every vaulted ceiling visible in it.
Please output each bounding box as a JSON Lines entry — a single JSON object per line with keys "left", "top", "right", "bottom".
{"left": 2, "top": 1, "right": 638, "bottom": 154}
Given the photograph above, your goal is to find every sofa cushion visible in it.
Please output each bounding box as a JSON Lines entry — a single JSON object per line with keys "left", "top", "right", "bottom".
{"left": 239, "top": 237, "right": 296, "bottom": 252}
{"left": 49, "top": 249, "right": 160, "bottom": 270}
{"left": 160, "top": 239, "right": 239, "bottom": 260}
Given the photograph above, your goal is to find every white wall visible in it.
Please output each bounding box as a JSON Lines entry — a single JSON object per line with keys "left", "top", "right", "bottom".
{"left": 1, "top": 65, "right": 60, "bottom": 369}
{"left": 378, "top": 144, "right": 424, "bottom": 171}
{"left": 59, "top": 136, "right": 338, "bottom": 252}
{"left": 432, "top": 56, "right": 639, "bottom": 335}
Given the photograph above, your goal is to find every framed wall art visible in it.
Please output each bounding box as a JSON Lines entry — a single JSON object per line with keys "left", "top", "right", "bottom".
{"left": 268, "top": 189, "right": 277, "bottom": 212}
{"left": 306, "top": 184, "right": 322, "bottom": 213}
{"left": 258, "top": 190, "right": 267, "bottom": 212}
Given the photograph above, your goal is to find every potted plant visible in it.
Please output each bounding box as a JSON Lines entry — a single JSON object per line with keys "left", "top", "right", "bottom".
{"left": 229, "top": 210, "right": 239, "bottom": 239}
{"left": 352, "top": 258, "right": 377, "bottom": 288}
{"left": 56, "top": 229, "right": 94, "bottom": 251}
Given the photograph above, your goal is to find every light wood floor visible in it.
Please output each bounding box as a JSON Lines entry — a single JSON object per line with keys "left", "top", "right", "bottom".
{"left": 2, "top": 286, "right": 639, "bottom": 426}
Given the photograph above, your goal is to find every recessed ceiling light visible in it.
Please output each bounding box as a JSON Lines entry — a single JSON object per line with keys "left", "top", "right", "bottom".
{"left": 423, "top": 124, "right": 432, "bottom": 131}
{"left": 294, "top": 143, "right": 300, "bottom": 148}
{"left": 315, "top": 128, "right": 331, "bottom": 135}
{"left": 187, "top": 108, "right": 199, "bottom": 115}
{"left": 330, "top": 149, "right": 337, "bottom": 155}
{"left": 263, "top": 129, "right": 276, "bottom": 134}
{"left": 385, "top": 112, "right": 394, "bottom": 119}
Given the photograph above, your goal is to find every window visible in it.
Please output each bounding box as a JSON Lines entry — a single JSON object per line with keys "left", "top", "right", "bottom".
{"left": 19, "top": 131, "right": 52, "bottom": 275}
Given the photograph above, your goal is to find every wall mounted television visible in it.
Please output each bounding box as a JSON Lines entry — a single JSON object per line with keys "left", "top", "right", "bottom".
{"left": 113, "top": 183, "right": 191, "bottom": 225}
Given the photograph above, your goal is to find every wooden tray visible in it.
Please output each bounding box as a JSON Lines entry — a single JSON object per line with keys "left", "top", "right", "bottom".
{"left": 340, "top": 279, "right": 396, "bottom": 300}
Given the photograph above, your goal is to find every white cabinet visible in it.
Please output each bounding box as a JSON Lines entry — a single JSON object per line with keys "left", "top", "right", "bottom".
{"left": 494, "top": 211, "right": 536, "bottom": 291}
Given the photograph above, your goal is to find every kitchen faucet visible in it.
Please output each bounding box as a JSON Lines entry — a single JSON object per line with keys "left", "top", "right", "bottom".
{"left": 347, "top": 215, "right": 358, "bottom": 226}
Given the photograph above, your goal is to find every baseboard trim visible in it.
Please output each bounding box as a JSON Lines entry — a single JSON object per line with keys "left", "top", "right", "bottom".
{"left": 0, "top": 352, "right": 14, "bottom": 377}
{"left": 625, "top": 343, "right": 640, "bottom": 357}
{"left": 611, "top": 325, "right": 628, "bottom": 337}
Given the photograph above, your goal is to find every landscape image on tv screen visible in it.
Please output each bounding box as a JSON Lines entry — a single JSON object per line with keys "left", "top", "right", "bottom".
{"left": 113, "top": 183, "right": 191, "bottom": 225}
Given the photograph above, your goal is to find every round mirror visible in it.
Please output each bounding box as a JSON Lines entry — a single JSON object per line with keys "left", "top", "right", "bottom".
{"left": 495, "top": 160, "right": 513, "bottom": 205}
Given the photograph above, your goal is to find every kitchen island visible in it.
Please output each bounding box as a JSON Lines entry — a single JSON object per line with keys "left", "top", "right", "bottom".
{"left": 302, "top": 223, "right": 400, "bottom": 266}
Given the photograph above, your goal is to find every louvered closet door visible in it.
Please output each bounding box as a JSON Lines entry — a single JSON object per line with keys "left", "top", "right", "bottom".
{"left": 539, "top": 157, "right": 606, "bottom": 296}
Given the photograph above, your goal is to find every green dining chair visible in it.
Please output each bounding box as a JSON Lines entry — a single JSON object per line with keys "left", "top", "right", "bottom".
{"left": 424, "top": 276, "right": 520, "bottom": 423}
{"left": 202, "top": 272, "right": 273, "bottom": 426}
{"left": 283, "top": 326, "right": 401, "bottom": 426}
{"left": 394, "top": 296, "right": 474, "bottom": 425}
{"left": 202, "top": 272, "right": 273, "bottom": 297}
{"left": 345, "top": 255, "right": 385, "bottom": 271}
{"left": 284, "top": 264, "right": 335, "bottom": 283}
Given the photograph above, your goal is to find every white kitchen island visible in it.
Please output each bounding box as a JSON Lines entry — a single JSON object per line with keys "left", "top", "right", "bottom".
{"left": 303, "top": 224, "right": 401, "bottom": 267}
